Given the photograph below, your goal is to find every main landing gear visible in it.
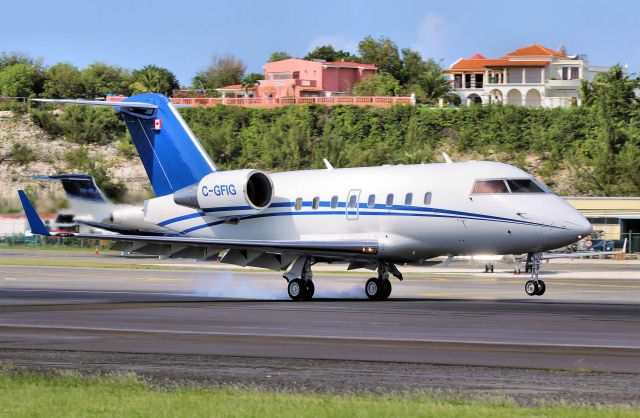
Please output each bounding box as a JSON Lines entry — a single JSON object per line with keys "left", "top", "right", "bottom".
{"left": 284, "top": 257, "right": 315, "bottom": 301}
{"left": 524, "top": 251, "right": 546, "bottom": 296}
{"left": 365, "top": 263, "right": 403, "bottom": 300}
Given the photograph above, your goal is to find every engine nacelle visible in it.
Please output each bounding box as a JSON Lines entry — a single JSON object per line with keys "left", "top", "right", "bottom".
{"left": 173, "top": 169, "right": 273, "bottom": 219}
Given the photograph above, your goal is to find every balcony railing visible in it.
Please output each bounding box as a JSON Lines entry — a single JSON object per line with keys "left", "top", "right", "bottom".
{"left": 169, "top": 96, "right": 415, "bottom": 108}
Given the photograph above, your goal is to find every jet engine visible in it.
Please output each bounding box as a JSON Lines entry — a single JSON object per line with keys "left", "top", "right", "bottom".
{"left": 173, "top": 169, "right": 273, "bottom": 219}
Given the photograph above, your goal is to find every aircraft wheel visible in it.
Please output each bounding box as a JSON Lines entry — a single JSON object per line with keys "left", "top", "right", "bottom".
{"left": 379, "top": 280, "right": 392, "bottom": 300}
{"left": 365, "top": 278, "right": 381, "bottom": 300}
{"left": 525, "top": 280, "right": 539, "bottom": 296}
{"left": 301, "top": 280, "right": 315, "bottom": 301}
{"left": 288, "top": 279, "right": 303, "bottom": 301}
{"left": 536, "top": 280, "right": 546, "bottom": 296}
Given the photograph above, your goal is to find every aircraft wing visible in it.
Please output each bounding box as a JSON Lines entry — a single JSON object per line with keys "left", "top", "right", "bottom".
{"left": 541, "top": 239, "right": 627, "bottom": 260}
{"left": 18, "top": 190, "right": 378, "bottom": 266}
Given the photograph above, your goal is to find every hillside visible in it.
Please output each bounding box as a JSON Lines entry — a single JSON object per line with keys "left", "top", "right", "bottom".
{"left": 0, "top": 100, "right": 638, "bottom": 211}
{"left": 0, "top": 110, "right": 150, "bottom": 211}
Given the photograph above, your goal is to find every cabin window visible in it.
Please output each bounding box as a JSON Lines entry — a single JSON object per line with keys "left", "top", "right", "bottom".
{"left": 506, "top": 179, "right": 545, "bottom": 193}
{"left": 330, "top": 196, "right": 338, "bottom": 208}
{"left": 424, "top": 192, "right": 432, "bottom": 205}
{"left": 348, "top": 194, "right": 358, "bottom": 208}
{"left": 295, "top": 198, "right": 303, "bottom": 210}
{"left": 367, "top": 194, "right": 376, "bottom": 208}
{"left": 312, "top": 197, "right": 320, "bottom": 209}
{"left": 472, "top": 180, "right": 509, "bottom": 194}
{"left": 405, "top": 193, "right": 413, "bottom": 206}
{"left": 386, "top": 193, "right": 394, "bottom": 207}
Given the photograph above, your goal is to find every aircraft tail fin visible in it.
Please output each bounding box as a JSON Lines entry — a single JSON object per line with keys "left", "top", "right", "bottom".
{"left": 33, "top": 94, "right": 217, "bottom": 197}
{"left": 18, "top": 190, "right": 51, "bottom": 236}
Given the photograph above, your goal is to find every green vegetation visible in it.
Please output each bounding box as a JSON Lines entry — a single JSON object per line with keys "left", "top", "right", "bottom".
{"left": 268, "top": 51, "right": 293, "bottom": 62}
{"left": 9, "top": 141, "right": 37, "bottom": 164}
{"left": 0, "top": 371, "right": 637, "bottom": 417}
{"left": 63, "top": 147, "right": 127, "bottom": 199}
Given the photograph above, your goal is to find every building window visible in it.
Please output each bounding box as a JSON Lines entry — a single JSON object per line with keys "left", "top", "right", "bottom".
{"left": 312, "top": 197, "right": 320, "bottom": 209}
{"left": 454, "top": 74, "right": 462, "bottom": 89}
{"left": 405, "top": 193, "right": 413, "bottom": 206}
{"left": 330, "top": 196, "right": 338, "bottom": 209}
{"left": 269, "top": 72, "right": 291, "bottom": 80}
{"left": 386, "top": 193, "right": 394, "bottom": 207}
{"left": 571, "top": 67, "right": 579, "bottom": 80}
{"left": 424, "top": 192, "right": 432, "bottom": 205}
{"left": 292, "top": 71, "right": 300, "bottom": 80}
{"left": 295, "top": 198, "right": 302, "bottom": 210}
{"left": 562, "top": 67, "right": 569, "bottom": 80}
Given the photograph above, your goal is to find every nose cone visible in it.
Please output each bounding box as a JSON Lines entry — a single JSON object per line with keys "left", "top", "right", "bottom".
{"left": 562, "top": 209, "right": 592, "bottom": 239}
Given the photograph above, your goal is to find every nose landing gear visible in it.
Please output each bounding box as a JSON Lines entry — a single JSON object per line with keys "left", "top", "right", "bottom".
{"left": 524, "top": 251, "right": 546, "bottom": 296}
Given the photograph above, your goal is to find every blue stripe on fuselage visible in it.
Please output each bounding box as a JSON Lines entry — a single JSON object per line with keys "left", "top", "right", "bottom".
{"left": 169, "top": 204, "right": 561, "bottom": 234}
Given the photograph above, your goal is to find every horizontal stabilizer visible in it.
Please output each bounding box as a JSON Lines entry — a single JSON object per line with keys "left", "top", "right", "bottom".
{"left": 17, "top": 190, "right": 50, "bottom": 236}
{"left": 32, "top": 98, "right": 158, "bottom": 109}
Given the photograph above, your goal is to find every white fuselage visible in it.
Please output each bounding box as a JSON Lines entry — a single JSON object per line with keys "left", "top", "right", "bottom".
{"left": 144, "top": 161, "right": 592, "bottom": 262}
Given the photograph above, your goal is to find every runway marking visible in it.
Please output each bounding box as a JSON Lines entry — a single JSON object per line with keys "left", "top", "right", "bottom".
{"left": 418, "top": 289, "right": 631, "bottom": 297}
{"left": 141, "top": 278, "right": 183, "bottom": 282}
{"left": 4, "top": 278, "right": 17, "bottom": 281}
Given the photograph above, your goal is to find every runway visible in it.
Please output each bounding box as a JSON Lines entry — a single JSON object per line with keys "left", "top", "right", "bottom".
{"left": 1, "top": 251, "right": 640, "bottom": 403}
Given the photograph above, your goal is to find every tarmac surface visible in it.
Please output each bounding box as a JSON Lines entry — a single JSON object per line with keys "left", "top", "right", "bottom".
{"left": 1, "top": 248, "right": 639, "bottom": 404}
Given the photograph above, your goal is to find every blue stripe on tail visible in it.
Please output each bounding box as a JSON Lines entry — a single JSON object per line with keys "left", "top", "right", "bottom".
{"left": 119, "top": 94, "right": 216, "bottom": 197}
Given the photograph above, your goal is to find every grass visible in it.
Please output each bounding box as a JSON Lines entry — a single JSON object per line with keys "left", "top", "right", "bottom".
{"left": 0, "top": 371, "right": 638, "bottom": 418}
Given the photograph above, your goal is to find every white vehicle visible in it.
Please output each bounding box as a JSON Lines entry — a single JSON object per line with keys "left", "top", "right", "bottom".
{"left": 31, "top": 174, "right": 169, "bottom": 236}
{"left": 21, "top": 94, "right": 592, "bottom": 300}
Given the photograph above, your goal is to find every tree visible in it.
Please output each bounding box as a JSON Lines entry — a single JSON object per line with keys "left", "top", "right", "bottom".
{"left": 398, "top": 48, "right": 429, "bottom": 86}
{"left": 130, "top": 65, "right": 179, "bottom": 95}
{"left": 412, "top": 61, "right": 451, "bottom": 103}
{"left": 358, "top": 36, "right": 402, "bottom": 80}
{"left": 0, "top": 51, "right": 42, "bottom": 71}
{"left": 304, "top": 45, "right": 357, "bottom": 62}
{"left": 241, "top": 72, "right": 263, "bottom": 95}
{"left": 80, "top": 62, "right": 132, "bottom": 98}
{"left": 352, "top": 73, "right": 400, "bottom": 96}
{"left": 42, "top": 63, "right": 84, "bottom": 98}
{"left": 192, "top": 54, "right": 246, "bottom": 91}
{"left": 268, "top": 51, "right": 292, "bottom": 62}
{"left": 0, "top": 63, "right": 42, "bottom": 97}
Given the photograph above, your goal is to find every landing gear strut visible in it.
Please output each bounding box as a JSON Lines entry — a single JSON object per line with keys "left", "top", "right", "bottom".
{"left": 524, "top": 251, "right": 545, "bottom": 296}
{"left": 365, "top": 263, "right": 402, "bottom": 300}
{"left": 284, "top": 257, "right": 315, "bottom": 301}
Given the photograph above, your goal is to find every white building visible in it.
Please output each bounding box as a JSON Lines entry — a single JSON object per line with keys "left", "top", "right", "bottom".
{"left": 444, "top": 44, "right": 612, "bottom": 108}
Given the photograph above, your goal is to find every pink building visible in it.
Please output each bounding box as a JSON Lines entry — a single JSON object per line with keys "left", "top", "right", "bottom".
{"left": 216, "top": 59, "right": 377, "bottom": 99}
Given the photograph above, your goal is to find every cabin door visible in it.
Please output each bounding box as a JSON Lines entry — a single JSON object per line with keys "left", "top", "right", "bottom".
{"left": 346, "top": 189, "right": 360, "bottom": 220}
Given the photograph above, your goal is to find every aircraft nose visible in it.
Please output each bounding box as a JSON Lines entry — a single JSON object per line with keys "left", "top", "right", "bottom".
{"left": 563, "top": 211, "right": 593, "bottom": 238}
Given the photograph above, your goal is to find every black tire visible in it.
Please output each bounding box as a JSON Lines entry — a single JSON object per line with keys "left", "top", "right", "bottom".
{"left": 525, "top": 280, "right": 539, "bottom": 296}
{"left": 288, "top": 279, "right": 303, "bottom": 301}
{"left": 301, "top": 280, "right": 315, "bottom": 301}
{"left": 379, "top": 280, "right": 392, "bottom": 300}
{"left": 536, "top": 280, "right": 546, "bottom": 296}
{"left": 365, "top": 278, "right": 380, "bottom": 300}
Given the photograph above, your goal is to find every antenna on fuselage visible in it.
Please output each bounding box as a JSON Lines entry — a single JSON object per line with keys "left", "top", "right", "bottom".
{"left": 323, "top": 159, "right": 334, "bottom": 170}
{"left": 441, "top": 152, "right": 453, "bottom": 164}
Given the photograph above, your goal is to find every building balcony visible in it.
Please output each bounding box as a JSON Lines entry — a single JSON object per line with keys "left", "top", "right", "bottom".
{"left": 546, "top": 79, "right": 582, "bottom": 88}
{"left": 295, "top": 79, "right": 317, "bottom": 87}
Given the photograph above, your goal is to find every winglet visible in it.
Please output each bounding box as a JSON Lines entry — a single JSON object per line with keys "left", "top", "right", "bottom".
{"left": 17, "top": 190, "right": 50, "bottom": 236}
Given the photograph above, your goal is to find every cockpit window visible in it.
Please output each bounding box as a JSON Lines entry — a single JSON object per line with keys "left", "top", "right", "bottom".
{"left": 506, "top": 179, "right": 545, "bottom": 193}
{"left": 472, "top": 180, "right": 509, "bottom": 194}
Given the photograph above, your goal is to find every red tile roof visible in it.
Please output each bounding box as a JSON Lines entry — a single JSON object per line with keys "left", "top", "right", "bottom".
{"left": 504, "top": 44, "right": 565, "bottom": 57}
{"left": 469, "top": 53, "right": 486, "bottom": 59}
